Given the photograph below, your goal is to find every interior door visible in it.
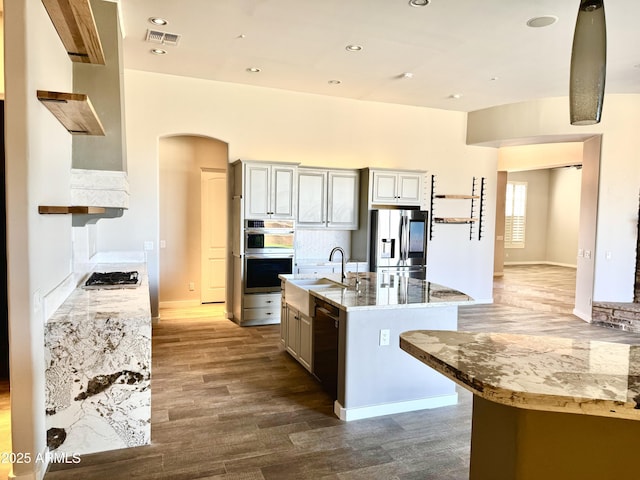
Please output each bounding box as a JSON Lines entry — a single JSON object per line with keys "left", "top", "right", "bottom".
{"left": 201, "top": 170, "right": 227, "bottom": 303}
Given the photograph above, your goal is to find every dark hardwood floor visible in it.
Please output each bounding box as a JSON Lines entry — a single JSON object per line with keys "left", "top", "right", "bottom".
{"left": 38, "top": 265, "right": 640, "bottom": 479}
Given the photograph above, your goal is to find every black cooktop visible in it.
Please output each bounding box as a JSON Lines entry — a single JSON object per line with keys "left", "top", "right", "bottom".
{"left": 85, "top": 271, "right": 140, "bottom": 289}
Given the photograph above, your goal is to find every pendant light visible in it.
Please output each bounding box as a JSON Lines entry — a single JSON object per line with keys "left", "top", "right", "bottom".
{"left": 569, "top": 0, "right": 607, "bottom": 125}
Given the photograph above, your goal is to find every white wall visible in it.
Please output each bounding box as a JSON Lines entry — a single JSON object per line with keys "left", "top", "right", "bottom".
{"left": 546, "top": 167, "right": 581, "bottom": 266}
{"left": 5, "top": 0, "right": 75, "bottom": 478}
{"left": 97, "top": 69, "right": 498, "bottom": 312}
{"left": 468, "top": 95, "right": 640, "bottom": 308}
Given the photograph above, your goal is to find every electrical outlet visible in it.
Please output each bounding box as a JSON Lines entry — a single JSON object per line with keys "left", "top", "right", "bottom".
{"left": 578, "top": 248, "right": 584, "bottom": 257}
{"left": 160, "top": 240, "right": 166, "bottom": 249}
{"left": 605, "top": 251, "right": 612, "bottom": 260}
{"left": 584, "top": 250, "right": 591, "bottom": 259}
{"left": 143, "top": 241, "right": 154, "bottom": 251}
{"left": 379, "top": 329, "right": 390, "bottom": 346}
{"left": 189, "top": 282, "right": 195, "bottom": 291}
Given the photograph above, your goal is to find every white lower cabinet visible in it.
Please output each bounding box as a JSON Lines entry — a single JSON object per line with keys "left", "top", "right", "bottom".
{"left": 283, "top": 304, "right": 313, "bottom": 372}
{"left": 243, "top": 292, "right": 280, "bottom": 325}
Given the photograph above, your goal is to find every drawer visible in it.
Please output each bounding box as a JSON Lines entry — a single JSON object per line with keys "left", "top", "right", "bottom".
{"left": 244, "top": 293, "right": 281, "bottom": 309}
{"left": 243, "top": 307, "right": 281, "bottom": 321}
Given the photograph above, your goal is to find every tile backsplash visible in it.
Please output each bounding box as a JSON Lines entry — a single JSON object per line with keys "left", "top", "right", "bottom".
{"left": 295, "top": 229, "right": 351, "bottom": 261}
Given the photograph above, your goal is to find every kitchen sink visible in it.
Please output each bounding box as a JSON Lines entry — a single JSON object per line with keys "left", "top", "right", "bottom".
{"left": 284, "top": 278, "right": 343, "bottom": 316}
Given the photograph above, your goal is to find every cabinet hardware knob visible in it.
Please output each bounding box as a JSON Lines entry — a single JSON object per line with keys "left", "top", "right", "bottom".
{"left": 266, "top": 312, "right": 272, "bottom": 315}
{"left": 266, "top": 300, "right": 272, "bottom": 303}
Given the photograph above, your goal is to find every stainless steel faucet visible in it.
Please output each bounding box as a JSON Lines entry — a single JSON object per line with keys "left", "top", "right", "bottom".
{"left": 329, "top": 246, "right": 347, "bottom": 283}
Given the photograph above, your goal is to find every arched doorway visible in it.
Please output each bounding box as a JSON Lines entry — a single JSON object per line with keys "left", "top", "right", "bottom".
{"left": 158, "top": 135, "right": 229, "bottom": 310}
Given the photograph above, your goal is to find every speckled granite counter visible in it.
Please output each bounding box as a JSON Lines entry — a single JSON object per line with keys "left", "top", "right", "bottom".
{"left": 45, "top": 263, "right": 151, "bottom": 455}
{"left": 400, "top": 330, "right": 640, "bottom": 480}
{"left": 282, "top": 272, "right": 474, "bottom": 311}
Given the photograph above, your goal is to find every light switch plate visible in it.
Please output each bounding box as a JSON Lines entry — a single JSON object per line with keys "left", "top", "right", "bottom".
{"left": 379, "top": 329, "right": 390, "bottom": 346}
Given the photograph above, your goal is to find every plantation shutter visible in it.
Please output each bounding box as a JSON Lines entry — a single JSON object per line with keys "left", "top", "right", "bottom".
{"left": 505, "top": 182, "right": 527, "bottom": 248}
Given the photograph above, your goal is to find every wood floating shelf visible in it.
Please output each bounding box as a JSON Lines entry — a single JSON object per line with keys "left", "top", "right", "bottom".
{"left": 435, "top": 194, "right": 480, "bottom": 199}
{"left": 37, "top": 90, "right": 105, "bottom": 135}
{"left": 434, "top": 217, "right": 478, "bottom": 224}
{"left": 39, "top": 206, "right": 106, "bottom": 214}
{"left": 42, "top": 0, "right": 105, "bottom": 64}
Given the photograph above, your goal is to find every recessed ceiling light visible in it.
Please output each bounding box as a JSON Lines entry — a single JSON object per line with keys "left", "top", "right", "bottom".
{"left": 246, "top": 67, "right": 261, "bottom": 73}
{"left": 449, "top": 93, "right": 462, "bottom": 99}
{"left": 526, "top": 16, "right": 558, "bottom": 28}
{"left": 345, "top": 45, "right": 363, "bottom": 52}
{"left": 490, "top": 76, "right": 499, "bottom": 81}
{"left": 328, "top": 80, "right": 342, "bottom": 85}
{"left": 149, "top": 17, "right": 168, "bottom": 26}
{"left": 401, "top": 72, "right": 414, "bottom": 79}
{"left": 150, "top": 48, "right": 167, "bottom": 55}
{"left": 409, "top": 0, "right": 430, "bottom": 7}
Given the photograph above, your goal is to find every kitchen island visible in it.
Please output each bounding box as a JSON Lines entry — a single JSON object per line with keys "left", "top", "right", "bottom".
{"left": 45, "top": 263, "right": 151, "bottom": 455}
{"left": 400, "top": 330, "right": 640, "bottom": 480}
{"left": 280, "top": 272, "right": 474, "bottom": 421}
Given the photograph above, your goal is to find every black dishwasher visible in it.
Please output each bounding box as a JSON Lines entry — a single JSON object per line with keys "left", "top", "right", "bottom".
{"left": 313, "top": 299, "right": 339, "bottom": 400}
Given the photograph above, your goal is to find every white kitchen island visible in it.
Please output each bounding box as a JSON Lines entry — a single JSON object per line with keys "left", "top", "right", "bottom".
{"left": 280, "top": 272, "right": 474, "bottom": 421}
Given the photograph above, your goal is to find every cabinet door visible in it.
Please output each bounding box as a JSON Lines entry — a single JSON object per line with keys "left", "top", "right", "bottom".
{"left": 327, "top": 170, "right": 359, "bottom": 229}
{"left": 271, "top": 165, "right": 296, "bottom": 219}
{"left": 285, "top": 307, "right": 299, "bottom": 356}
{"left": 280, "top": 300, "right": 288, "bottom": 347}
{"left": 371, "top": 171, "right": 398, "bottom": 204}
{"left": 397, "top": 173, "right": 423, "bottom": 205}
{"left": 297, "top": 170, "right": 326, "bottom": 227}
{"left": 298, "top": 313, "right": 312, "bottom": 372}
{"left": 245, "top": 164, "right": 271, "bottom": 218}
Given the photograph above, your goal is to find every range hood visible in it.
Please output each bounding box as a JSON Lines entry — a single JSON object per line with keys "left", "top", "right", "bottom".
{"left": 72, "top": 0, "right": 128, "bottom": 226}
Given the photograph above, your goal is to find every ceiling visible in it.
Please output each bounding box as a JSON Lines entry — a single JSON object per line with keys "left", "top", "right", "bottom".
{"left": 120, "top": 0, "right": 640, "bottom": 113}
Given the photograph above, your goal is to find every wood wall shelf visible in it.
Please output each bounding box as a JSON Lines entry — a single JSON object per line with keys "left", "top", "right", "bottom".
{"left": 42, "top": 0, "right": 106, "bottom": 64}
{"left": 37, "top": 91, "right": 105, "bottom": 135}
{"left": 434, "top": 217, "right": 478, "bottom": 224}
{"left": 39, "top": 206, "right": 106, "bottom": 214}
{"left": 435, "top": 194, "right": 480, "bottom": 199}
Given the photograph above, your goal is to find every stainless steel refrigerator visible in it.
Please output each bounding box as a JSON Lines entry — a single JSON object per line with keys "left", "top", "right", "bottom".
{"left": 369, "top": 209, "right": 428, "bottom": 280}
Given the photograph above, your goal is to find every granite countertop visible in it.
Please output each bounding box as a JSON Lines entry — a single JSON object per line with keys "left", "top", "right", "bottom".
{"left": 400, "top": 330, "right": 640, "bottom": 421}
{"left": 281, "top": 272, "right": 474, "bottom": 311}
{"left": 47, "top": 263, "right": 151, "bottom": 325}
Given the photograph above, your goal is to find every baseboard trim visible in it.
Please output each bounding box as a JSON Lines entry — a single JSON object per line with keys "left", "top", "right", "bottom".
{"left": 504, "top": 261, "right": 577, "bottom": 269}
{"left": 333, "top": 393, "right": 458, "bottom": 422}
{"left": 159, "top": 300, "right": 201, "bottom": 309}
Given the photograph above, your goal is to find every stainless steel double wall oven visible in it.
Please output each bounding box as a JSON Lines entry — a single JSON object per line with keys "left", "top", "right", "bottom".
{"left": 243, "top": 219, "right": 295, "bottom": 293}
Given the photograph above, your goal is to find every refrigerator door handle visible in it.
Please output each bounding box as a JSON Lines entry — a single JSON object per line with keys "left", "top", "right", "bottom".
{"left": 398, "top": 218, "right": 405, "bottom": 262}
{"left": 400, "top": 216, "right": 410, "bottom": 262}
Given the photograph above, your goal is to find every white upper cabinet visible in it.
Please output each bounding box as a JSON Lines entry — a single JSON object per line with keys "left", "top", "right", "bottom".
{"left": 327, "top": 170, "right": 359, "bottom": 229}
{"left": 244, "top": 162, "right": 297, "bottom": 219}
{"left": 370, "top": 169, "right": 424, "bottom": 206}
{"left": 297, "top": 168, "right": 359, "bottom": 230}
{"left": 297, "top": 169, "right": 326, "bottom": 227}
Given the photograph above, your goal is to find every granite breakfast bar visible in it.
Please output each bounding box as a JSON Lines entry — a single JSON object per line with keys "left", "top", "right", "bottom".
{"left": 281, "top": 272, "right": 475, "bottom": 421}
{"left": 400, "top": 330, "right": 640, "bottom": 480}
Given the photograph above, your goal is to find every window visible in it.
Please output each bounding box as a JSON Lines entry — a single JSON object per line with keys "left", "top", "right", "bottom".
{"left": 505, "top": 181, "right": 527, "bottom": 248}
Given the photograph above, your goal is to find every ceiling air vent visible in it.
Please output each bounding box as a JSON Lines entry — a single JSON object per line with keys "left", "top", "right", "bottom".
{"left": 145, "top": 29, "right": 181, "bottom": 47}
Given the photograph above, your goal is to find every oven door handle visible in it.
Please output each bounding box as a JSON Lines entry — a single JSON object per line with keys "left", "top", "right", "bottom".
{"left": 244, "top": 254, "right": 295, "bottom": 259}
